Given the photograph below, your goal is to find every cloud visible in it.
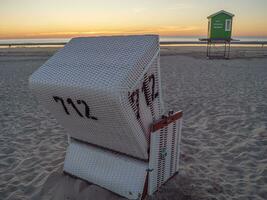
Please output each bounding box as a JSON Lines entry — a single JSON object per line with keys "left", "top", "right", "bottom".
{"left": 2, "top": 25, "right": 201, "bottom": 39}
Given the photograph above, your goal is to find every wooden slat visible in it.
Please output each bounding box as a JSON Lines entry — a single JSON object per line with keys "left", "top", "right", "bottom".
{"left": 150, "top": 111, "right": 183, "bottom": 132}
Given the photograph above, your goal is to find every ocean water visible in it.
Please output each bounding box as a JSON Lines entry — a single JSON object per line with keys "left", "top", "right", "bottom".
{"left": 0, "top": 36, "right": 267, "bottom": 45}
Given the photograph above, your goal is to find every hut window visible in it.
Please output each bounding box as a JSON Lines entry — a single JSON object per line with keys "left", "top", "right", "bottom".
{"left": 225, "top": 19, "right": 231, "bottom": 31}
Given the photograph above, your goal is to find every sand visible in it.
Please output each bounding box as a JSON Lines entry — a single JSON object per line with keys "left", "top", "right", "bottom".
{"left": 0, "top": 46, "right": 266, "bottom": 200}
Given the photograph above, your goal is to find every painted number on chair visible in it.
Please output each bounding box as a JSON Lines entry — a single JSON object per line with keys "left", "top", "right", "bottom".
{"left": 128, "top": 73, "right": 158, "bottom": 120}
{"left": 53, "top": 96, "right": 98, "bottom": 120}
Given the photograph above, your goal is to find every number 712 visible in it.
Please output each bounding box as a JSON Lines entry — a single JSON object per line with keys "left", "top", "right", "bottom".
{"left": 53, "top": 96, "right": 98, "bottom": 120}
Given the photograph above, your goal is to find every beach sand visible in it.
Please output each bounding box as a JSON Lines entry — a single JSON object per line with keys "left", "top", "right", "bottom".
{"left": 0, "top": 46, "right": 267, "bottom": 200}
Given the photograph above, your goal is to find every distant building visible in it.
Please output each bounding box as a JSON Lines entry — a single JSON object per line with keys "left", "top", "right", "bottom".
{"left": 199, "top": 10, "right": 235, "bottom": 59}
{"left": 207, "top": 10, "right": 234, "bottom": 40}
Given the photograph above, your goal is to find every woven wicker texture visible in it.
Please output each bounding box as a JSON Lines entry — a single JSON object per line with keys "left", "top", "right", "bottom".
{"left": 148, "top": 116, "right": 182, "bottom": 195}
{"left": 29, "top": 35, "right": 163, "bottom": 159}
{"left": 64, "top": 139, "right": 148, "bottom": 199}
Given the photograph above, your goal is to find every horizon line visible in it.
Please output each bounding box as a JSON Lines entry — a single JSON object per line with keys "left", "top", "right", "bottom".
{"left": 1, "top": 35, "right": 267, "bottom": 40}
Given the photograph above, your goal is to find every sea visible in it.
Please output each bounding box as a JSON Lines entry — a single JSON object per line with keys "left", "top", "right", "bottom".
{"left": 0, "top": 36, "right": 267, "bottom": 45}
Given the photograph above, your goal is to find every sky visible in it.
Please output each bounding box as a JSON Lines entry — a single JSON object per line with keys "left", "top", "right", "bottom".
{"left": 0, "top": 0, "right": 267, "bottom": 39}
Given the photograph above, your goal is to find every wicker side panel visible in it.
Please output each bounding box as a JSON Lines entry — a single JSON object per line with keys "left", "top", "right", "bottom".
{"left": 64, "top": 140, "right": 148, "bottom": 199}
{"left": 148, "top": 114, "right": 182, "bottom": 195}
{"left": 122, "top": 53, "right": 163, "bottom": 144}
{"left": 176, "top": 117, "right": 183, "bottom": 172}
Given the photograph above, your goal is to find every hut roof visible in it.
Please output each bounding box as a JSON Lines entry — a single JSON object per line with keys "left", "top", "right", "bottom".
{"left": 207, "top": 10, "right": 234, "bottom": 19}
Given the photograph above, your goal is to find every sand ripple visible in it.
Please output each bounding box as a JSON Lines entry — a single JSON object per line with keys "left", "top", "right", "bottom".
{"left": 0, "top": 51, "right": 66, "bottom": 200}
{"left": 0, "top": 47, "right": 267, "bottom": 200}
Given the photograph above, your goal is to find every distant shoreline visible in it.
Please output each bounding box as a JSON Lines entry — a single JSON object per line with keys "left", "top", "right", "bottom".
{"left": 0, "top": 41, "right": 266, "bottom": 47}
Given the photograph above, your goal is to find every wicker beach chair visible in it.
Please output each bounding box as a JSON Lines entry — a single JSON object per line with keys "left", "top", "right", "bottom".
{"left": 29, "top": 35, "right": 183, "bottom": 199}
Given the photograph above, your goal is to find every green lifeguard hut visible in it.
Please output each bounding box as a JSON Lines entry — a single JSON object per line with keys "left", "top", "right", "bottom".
{"left": 200, "top": 10, "right": 235, "bottom": 59}
{"left": 207, "top": 10, "right": 234, "bottom": 40}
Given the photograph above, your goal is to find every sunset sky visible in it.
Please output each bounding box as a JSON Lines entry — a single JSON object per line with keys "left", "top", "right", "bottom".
{"left": 1, "top": 0, "right": 267, "bottom": 39}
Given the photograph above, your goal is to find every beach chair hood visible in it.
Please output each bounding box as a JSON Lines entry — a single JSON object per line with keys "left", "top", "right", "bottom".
{"left": 29, "top": 35, "right": 163, "bottom": 160}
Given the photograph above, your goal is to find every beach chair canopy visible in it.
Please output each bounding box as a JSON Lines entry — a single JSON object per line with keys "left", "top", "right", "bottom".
{"left": 30, "top": 35, "right": 164, "bottom": 159}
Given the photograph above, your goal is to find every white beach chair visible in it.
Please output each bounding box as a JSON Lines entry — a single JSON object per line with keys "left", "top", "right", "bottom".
{"left": 29, "top": 35, "right": 183, "bottom": 199}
